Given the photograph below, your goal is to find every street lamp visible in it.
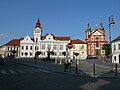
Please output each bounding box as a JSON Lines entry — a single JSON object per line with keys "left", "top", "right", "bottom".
{"left": 108, "top": 15, "right": 115, "bottom": 65}
{"left": 64, "top": 43, "right": 73, "bottom": 72}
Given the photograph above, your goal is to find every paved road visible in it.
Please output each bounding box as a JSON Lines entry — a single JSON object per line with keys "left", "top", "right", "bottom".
{"left": 5, "top": 58, "right": 120, "bottom": 78}
{"left": 0, "top": 61, "right": 120, "bottom": 90}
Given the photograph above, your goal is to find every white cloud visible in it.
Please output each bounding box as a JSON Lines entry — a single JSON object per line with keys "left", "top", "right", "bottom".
{"left": 0, "top": 34, "right": 5, "bottom": 37}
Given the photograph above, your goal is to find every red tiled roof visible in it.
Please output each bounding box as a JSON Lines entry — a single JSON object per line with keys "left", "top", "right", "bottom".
{"left": 3, "top": 39, "right": 21, "bottom": 46}
{"left": 71, "top": 39, "right": 86, "bottom": 44}
{"left": 42, "top": 34, "right": 70, "bottom": 41}
{"left": 2, "top": 37, "right": 34, "bottom": 46}
{"left": 57, "top": 36, "right": 70, "bottom": 41}
{"left": 112, "top": 36, "right": 120, "bottom": 42}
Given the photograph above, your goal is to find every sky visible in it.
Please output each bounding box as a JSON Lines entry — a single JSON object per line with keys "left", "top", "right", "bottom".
{"left": 0, "top": 0, "right": 120, "bottom": 46}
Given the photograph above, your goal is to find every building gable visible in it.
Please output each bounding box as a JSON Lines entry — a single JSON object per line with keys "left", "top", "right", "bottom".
{"left": 91, "top": 30, "right": 103, "bottom": 36}
{"left": 20, "top": 35, "right": 34, "bottom": 43}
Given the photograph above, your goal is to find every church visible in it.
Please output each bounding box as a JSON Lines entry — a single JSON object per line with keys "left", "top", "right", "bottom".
{"left": 85, "top": 21, "right": 108, "bottom": 57}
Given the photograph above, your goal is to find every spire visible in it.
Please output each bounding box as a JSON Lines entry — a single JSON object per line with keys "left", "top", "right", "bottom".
{"left": 86, "top": 18, "right": 91, "bottom": 30}
{"left": 87, "top": 22, "right": 91, "bottom": 30}
{"left": 35, "top": 17, "right": 41, "bottom": 28}
{"left": 99, "top": 16, "right": 104, "bottom": 30}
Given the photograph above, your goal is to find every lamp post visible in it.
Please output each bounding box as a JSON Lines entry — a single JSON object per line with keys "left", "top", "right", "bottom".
{"left": 64, "top": 43, "right": 73, "bottom": 72}
{"left": 108, "top": 15, "right": 115, "bottom": 68}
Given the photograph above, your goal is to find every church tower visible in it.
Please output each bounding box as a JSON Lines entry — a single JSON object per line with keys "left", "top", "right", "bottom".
{"left": 34, "top": 18, "right": 42, "bottom": 43}
{"left": 85, "top": 22, "right": 91, "bottom": 42}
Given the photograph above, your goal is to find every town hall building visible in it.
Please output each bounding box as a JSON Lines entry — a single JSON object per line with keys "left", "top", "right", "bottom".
{"left": 0, "top": 18, "right": 87, "bottom": 60}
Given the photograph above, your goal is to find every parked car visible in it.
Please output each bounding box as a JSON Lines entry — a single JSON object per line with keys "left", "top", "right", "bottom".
{"left": 0, "top": 57, "right": 5, "bottom": 65}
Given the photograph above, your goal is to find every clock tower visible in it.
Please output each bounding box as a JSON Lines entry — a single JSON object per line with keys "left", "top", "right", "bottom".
{"left": 34, "top": 18, "right": 42, "bottom": 43}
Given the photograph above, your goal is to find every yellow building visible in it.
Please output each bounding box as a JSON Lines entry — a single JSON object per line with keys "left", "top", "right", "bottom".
{"left": 70, "top": 39, "right": 87, "bottom": 60}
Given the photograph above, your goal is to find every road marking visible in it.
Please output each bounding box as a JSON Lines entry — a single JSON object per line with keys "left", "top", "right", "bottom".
{"left": 31, "top": 69, "right": 41, "bottom": 73}
{"left": 38, "top": 69, "right": 51, "bottom": 73}
{"left": 16, "top": 69, "right": 24, "bottom": 73}
{"left": 24, "top": 69, "right": 34, "bottom": 73}
{"left": 0, "top": 70, "right": 7, "bottom": 74}
{"left": 9, "top": 69, "right": 16, "bottom": 74}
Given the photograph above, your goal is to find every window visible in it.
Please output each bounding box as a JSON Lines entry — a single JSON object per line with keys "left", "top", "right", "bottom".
{"left": 47, "top": 44, "right": 51, "bottom": 49}
{"left": 11, "top": 47, "right": 12, "bottom": 51}
{"left": 54, "top": 52, "right": 57, "bottom": 56}
{"left": 8, "top": 47, "right": 9, "bottom": 51}
{"left": 35, "top": 46, "right": 38, "bottom": 50}
{"left": 81, "top": 45, "right": 84, "bottom": 49}
{"left": 30, "top": 52, "right": 32, "bottom": 56}
{"left": 36, "top": 38, "right": 38, "bottom": 42}
{"left": 42, "top": 52, "right": 45, "bottom": 55}
{"left": 13, "top": 47, "right": 15, "bottom": 50}
{"left": 59, "top": 52, "right": 62, "bottom": 56}
{"left": 17, "top": 47, "right": 18, "bottom": 51}
{"left": 25, "top": 52, "right": 28, "bottom": 56}
{"left": 35, "top": 31, "right": 40, "bottom": 33}
{"left": 114, "top": 56, "right": 116, "bottom": 61}
{"left": 22, "top": 46, "right": 24, "bottom": 50}
{"left": 60, "top": 45, "right": 63, "bottom": 50}
{"left": 114, "top": 45, "right": 116, "bottom": 50}
{"left": 42, "top": 44, "right": 45, "bottom": 49}
{"left": 73, "top": 45, "right": 75, "bottom": 49}
{"left": 26, "top": 46, "right": 28, "bottom": 50}
{"left": 96, "top": 42, "right": 99, "bottom": 47}
{"left": 30, "top": 46, "right": 32, "bottom": 50}
{"left": 118, "top": 44, "right": 120, "bottom": 50}
{"left": 53, "top": 44, "right": 57, "bottom": 50}
{"left": 21, "top": 52, "right": 23, "bottom": 56}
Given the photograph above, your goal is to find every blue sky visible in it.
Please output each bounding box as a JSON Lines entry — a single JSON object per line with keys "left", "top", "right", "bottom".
{"left": 0, "top": 0, "right": 120, "bottom": 46}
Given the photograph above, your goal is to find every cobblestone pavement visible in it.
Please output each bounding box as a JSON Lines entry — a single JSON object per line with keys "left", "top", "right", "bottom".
{"left": 5, "top": 58, "right": 120, "bottom": 78}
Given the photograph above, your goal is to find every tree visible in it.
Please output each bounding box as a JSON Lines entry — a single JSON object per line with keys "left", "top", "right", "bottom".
{"left": 62, "top": 52, "right": 66, "bottom": 57}
{"left": 47, "top": 51, "right": 54, "bottom": 59}
{"left": 73, "top": 52, "right": 79, "bottom": 59}
{"left": 62, "top": 51, "right": 66, "bottom": 60}
{"left": 102, "top": 44, "right": 110, "bottom": 57}
{"left": 11, "top": 50, "right": 17, "bottom": 55}
{"left": 11, "top": 50, "right": 17, "bottom": 58}
{"left": 35, "top": 51, "right": 42, "bottom": 58}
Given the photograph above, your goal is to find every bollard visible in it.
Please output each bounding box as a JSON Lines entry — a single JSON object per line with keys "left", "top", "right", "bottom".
{"left": 76, "top": 63, "right": 77, "bottom": 74}
{"left": 55, "top": 59, "right": 57, "bottom": 64}
{"left": 60, "top": 60, "right": 62, "bottom": 65}
{"left": 93, "top": 63, "right": 95, "bottom": 76}
{"left": 115, "top": 63, "right": 118, "bottom": 76}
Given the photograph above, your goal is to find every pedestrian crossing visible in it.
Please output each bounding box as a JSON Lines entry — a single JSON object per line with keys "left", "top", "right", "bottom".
{"left": 0, "top": 68, "right": 51, "bottom": 75}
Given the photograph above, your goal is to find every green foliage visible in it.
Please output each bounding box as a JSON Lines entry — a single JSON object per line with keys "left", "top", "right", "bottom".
{"left": 11, "top": 50, "right": 17, "bottom": 55}
{"left": 47, "top": 51, "right": 54, "bottom": 59}
{"left": 50, "top": 51, "right": 54, "bottom": 55}
{"left": 73, "top": 52, "right": 79, "bottom": 59}
{"left": 62, "top": 52, "right": 66, "bottom": 56}
{"left": 35, "top": 51, "right": 42, "bottom": 58}
{"left": 102, "top": 44, "right": 110, "bottom": 57}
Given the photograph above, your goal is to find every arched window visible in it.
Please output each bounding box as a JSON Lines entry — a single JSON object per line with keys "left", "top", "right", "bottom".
{"left": 96, "top": 42, "right": 99, "bottom": 47}
{"left": 25, "top": 52, "right": 28, "bottom": 56}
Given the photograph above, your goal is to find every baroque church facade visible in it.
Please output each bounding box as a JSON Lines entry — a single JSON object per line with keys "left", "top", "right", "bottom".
{"left": 85, "top": 22, "right": 108, "bottom": 57}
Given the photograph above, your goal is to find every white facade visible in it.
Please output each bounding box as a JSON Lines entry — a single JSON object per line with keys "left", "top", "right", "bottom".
{"left": 20, "top": 35, "right": 35, "bottom": 58}
{"left": 19, "top": 34, "right": 70, "bottom": 59}
{"left": 112, "top": 37, "right": 120, "bottom": 63}
{"left": 0, "top": 18, "right": 87, "bottom": 60}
